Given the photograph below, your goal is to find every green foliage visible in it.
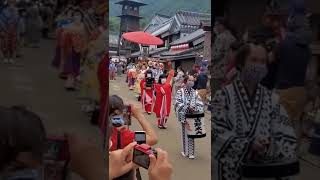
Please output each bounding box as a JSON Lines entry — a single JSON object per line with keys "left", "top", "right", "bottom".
{"left": 109, "top": 16, "right": 120, "bottom": 33}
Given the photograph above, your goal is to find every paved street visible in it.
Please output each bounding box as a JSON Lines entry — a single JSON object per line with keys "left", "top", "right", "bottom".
{"left": 0, "top": 40, "right": 102, "bottom": 180}
{"left": 110, "top": 76, "right": 212, "bottom": 180}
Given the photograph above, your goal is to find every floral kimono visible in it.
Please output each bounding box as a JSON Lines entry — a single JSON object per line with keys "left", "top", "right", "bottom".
{"left": 212, "top": 79, "right": 297, "bottom": 180}
{"left": 134, "top": 70, "right": 145, "bottom": 96}
{"left": 80, "top": 29, "right": 107, "bottom": 102}
{"left": 175, "top": 87, "right": 204, "bottom": 158}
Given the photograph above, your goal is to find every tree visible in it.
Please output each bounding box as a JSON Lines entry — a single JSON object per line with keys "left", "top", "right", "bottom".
{"left": 109, "top": 16, "right": 120, "bottom": 33}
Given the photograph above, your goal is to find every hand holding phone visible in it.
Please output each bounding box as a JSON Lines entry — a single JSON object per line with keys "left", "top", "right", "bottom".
{"left": 133, "top": 144, "right": 157, "bottom": 169}
{"left": 44, "top": 136, "right": 70, "bottom": 180}
{"left": 148, "top": 148, "right": 173, "bottom": 180}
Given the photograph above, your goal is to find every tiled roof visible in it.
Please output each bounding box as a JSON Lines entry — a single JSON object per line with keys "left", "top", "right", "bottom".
{"left": 144, "top": 14, "right": 171, "bottom": 33}
{"left": 115, "top": 0, "right": 147, "bottom": 6}
{"left": 174, "top": 10, "right": 211, "bottom": 33}
{"left": 170, "top": 29, "right": 205, "bottom": 45}
{"left": 145, "top": 10, "right": 210, "bottom": 38}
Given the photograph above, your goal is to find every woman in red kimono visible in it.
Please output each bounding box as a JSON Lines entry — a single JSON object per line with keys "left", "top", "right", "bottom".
{"left": 97, "top": 53, "right": 109, "bottom": 133}
{"left": 153, "top": 69, "right": 175, "bottom": 129}
{"left": 140, "top": 69, "right": 155, "bottom": 114}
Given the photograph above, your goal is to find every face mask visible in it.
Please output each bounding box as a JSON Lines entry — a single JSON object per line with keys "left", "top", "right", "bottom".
{"left": 241, "top": 63, "right": 268, "bottom": 84}
{"left": 111, "top": 115, "right": 124, "bottom": 127}
{"left": 186, "top": 81, "right": 194, "bottom": 89}
{"left": 147, "top": 74, "right": 151, "bottom": 78}
{"left": 161, "top": 78, "right": 166, "bottom": 84}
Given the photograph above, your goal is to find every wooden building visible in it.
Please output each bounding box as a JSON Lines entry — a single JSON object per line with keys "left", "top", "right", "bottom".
{"left": 116, "top": 0, "right": 147, "bottom": 56}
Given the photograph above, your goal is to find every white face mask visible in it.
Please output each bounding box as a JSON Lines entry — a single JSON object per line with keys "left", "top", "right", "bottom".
{"left": 147, "top": 74, "right": 151, "bottom": 78}
{"left": 161, "top": 78, "right": 166, "bottom": 84}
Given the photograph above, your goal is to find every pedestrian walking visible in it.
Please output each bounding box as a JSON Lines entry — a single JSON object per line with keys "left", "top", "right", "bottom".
{"left": 153, "top": 70, "right": 174, "bottom": 129}
{"left": 175, "top": 75, "right": 205, "bottom": 159}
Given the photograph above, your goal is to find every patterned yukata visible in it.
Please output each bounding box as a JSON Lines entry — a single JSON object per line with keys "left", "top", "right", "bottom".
{"left": 175, "top": 87, "right": 204, "bottom": 157}
{"left": 212, "top": 79, "right": 297, "bottom": 180}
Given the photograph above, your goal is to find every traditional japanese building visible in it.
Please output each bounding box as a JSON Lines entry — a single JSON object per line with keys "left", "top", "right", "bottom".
{"left": 131, "top": 10, "right": 210, "bottom": 71}
{"left": 144, "top": 10, "right": 211, "bottom": 49}
{"left": 160, "top": 28, "right": 206, "bottom": 71}
{"left": 116, "top": 0, "right": 147, "bottom": 56}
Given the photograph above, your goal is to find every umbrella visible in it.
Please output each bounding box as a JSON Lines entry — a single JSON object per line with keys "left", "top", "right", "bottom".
{"left": 122, "top": 31, "right": 164, "bottom": 46}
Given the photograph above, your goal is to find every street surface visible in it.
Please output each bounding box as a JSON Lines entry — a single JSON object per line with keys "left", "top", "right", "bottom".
{"left": 0, "top": 40, "right": 102, "bottom": 180}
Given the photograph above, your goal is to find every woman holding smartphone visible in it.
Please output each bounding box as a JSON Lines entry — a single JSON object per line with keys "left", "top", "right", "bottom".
{"left": 109, "top": 95, "right": 158, "bottom": 151}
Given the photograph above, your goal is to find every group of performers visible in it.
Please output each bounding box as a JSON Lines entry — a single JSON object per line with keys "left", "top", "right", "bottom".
{"left": 122, "top": 58, "right": 206, "bottom": 159}
{"left": 125, "top": 59, "right": 173, "bottom": 129}
{"left": 51, "top": 1, "right": 108, "bottom": 114}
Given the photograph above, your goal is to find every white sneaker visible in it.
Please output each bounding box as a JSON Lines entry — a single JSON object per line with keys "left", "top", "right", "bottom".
{"left": 188, "top": 155, "right": 195, "bottom": 159}
{"left": 181, "top": 152, "right": 187, "bottom": 157}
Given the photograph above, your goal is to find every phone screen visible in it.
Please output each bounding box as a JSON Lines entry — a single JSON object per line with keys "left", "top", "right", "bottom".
{"left": 45, "top": 139, "right": 67, "bottom": 161}
{"left": 44, "top": 138, "right": 69, "bottom": 180}
{"left": 133, "top": 148, "right": 150, "bottom": 169}
{"left": 135, "top": 132, "right": 146, "bottom": 144}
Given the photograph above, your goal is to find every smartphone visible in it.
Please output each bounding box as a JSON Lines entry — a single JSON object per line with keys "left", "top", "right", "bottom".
{"left": 135, "top": 131, "right": 146, "bottom": 145}
{"left": 133, "top": 144, "right": 157, "bottom": 169}
{"left": 44, "top": 136, "right": 70, "bottom": 180}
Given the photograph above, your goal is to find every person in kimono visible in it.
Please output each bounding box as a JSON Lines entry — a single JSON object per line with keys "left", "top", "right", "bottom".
{"left": 175, "top": 75, "right": 204, "bottom": 159}
{"left": 173, "top": 66, "right": 185, "bottom": 97}
{"left": 127, "top": 66, "right": 137, "bottom": 90}
{"left": 79, "top": 28, "right": 107, "bottom": 113}
{"left": 140, "top": 69, "right": 155, "bottom": 114}
{"left": 153, "top": 70, "right": 174, "bottom": 129}
{"left": 0, "top": 0, "right": 19, "bottom": 64}
{"left": 63, "top": 10, "right": 88, "bottom": 90}
{"left": 212, "top": 43, "right": 297, "bottom": 180}
{"left": 134, "top": 65, "right": 146, "bottom": 100}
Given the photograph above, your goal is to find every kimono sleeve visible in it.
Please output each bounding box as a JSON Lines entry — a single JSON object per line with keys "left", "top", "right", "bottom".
{"left": 211, "top": 89, "right": 234, "bottom": 148}
{"left": 194, "top": 91, "right": 204, "bottom": 113}
{"left": 271, "top": 93, "right": 297, "bottom": 159}
{"left": 212, "top": 89, "right": 251, "bottom": 180}
{"left": 174, "top": 89, "right": 187, "bottom": 123}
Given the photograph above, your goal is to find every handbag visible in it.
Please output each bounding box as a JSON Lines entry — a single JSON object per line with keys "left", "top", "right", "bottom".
{"left": 185, "top": 113, "right": 206, "bottom": 138}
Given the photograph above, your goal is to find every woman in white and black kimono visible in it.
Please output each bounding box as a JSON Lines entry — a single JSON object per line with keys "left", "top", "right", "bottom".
{"left": 175, "top": 75, "right": 204, "bottom": 159}
{"left": 212, "top": 43, "right": 298, "bottom": 180}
